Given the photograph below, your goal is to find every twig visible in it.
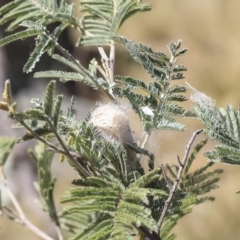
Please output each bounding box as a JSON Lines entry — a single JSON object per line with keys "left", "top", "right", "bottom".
{"left": 18, "top": 118, "right": 89, "bottom": 177}
{"left": 141, "top": 133, "right": 150, "bottom": 149}
{"left": 14, "top": 120, "right": 65, "bottom": 240}
{"left": 97, "top": 46, "right": 109, "bottom": 61}
{"left": 42, "top": 31, "right": 115, "bottom": 101}
{"left": 160, "top": 164, "right": 172, "bottom": 191}
{"left": 138, "top": 133, "right": 151, "bottom": 163}
{"left": 45, "top": 117, "right": 90, "bottom": 177}
{"left": 80, "top": 29, "right": 116, "bottom": 92}
{"left": 2, "top": 206, "right": 19, "bottom": 219}
{"left": 47, "top": 147, "right": 88, "bottom": 170}
{"left": 18, "top": 119, "right": 61, "bottom": 153}
{"left": 56, "top": 225, "right": 64, "bottom": 240}
{"left": 0, "top": 172, "right": 54, "bottom": 240}
{"left": 157, "top": 129, "right": 203, "bottom": 230}
{"left": 108, "top": 41, "right": 115, "bottom": 83}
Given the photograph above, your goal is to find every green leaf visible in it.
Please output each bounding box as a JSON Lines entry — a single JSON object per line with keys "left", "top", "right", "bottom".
{"left": 17, "top": 125, "right": 51, "bottom": 143}
{"left": 131, "top": 168, "right": 161, "bottom": 188}
{"left": 29, "top": 141, "right": 59, "bottom": 225}
{"left": 0, "top": 136, "right": 15, "bottom": 167}
{"left": 53, "top": 94, "right": 63, "bottom": 128}
{"left": 34, "top": 71, "right": 85, "bottom": 82}
{"left": 78, "top": 0, "right": 151, "bottom": 46}
{"left": 0, "top": 0, "right": 78, "bottom": 31}
{"left": 156, "top": 116, "right": 186, "bottom": 131}
{"left": 194, "top": 103, "right": 240, "bottom": 166}
{"left": 23, "top": 33, "right": 50, "bottom": 73}
{"left": 51, "top": 54, "right": 83, "bottom": 72}
{"left": 0, "top": 29, "right": 42, "bottom": 48}
{"left": 43, "top": 80, "right": 56, "bottom": 118}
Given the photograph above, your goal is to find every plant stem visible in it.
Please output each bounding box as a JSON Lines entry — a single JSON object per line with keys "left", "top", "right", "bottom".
{"left": 42, "top": 31, "right": 115, "bottom": 101}
{"left": 18, "top": 118, "right": 89, "bottom": 177}
{"left": 0, "top": 172, "right": 54, "bottom": 240}
{"left": 140, "top": 52, "right": 175, "bottom": 150}
{"left": 56, "top": 225, "right": 64, "bottom": 240}
{"left": 18, "top": 119, "right": 58, "bottom": 148}
{"left": 108, "top": 41, "right": 115, "bottom": 83}
{"left": 80, "top": 29, "right": 116, "bottom": 89}
{"left": 157, "top": 129, "right": 203, "bottom": 230}
{"left": 45, "top": 117, "right": 90, "bottom": 177}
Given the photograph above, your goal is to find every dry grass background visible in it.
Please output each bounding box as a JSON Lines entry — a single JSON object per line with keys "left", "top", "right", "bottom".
{"left": 1, "top": 0, "right": 240, "bottom": 239}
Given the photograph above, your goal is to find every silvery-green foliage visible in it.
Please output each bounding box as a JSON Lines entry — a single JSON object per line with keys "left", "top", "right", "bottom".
{"left": 0, "top": 1, "right": 224, "bottom": 240}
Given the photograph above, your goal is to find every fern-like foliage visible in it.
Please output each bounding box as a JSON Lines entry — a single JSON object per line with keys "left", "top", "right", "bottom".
{"left": 159, "top": 139, "right": 223, "bottom": 240}
{"left": 34, "top": 53, "right": 114, "bottom": 98}
{"left": 78, "top": 0, "right": 151, "bottom": 46}
{"left": 193, "top": 94, "right": 240, "bottom": 166}
{"left": 0, "top": 0, "right": 78, "bottom": 73}
{"left": 0, "top": 0, "right": 78, "bottom": 31}
{"left": 0, "top": 1, "right": 225, "bottom": 240}
{"left": 0, "top": 136, "right": 16, "bottom": 169}
{"left": 0, "top": 0, "right": 152, "bottom": 77}
{"left": 112, "top": 37, "right": 194, "bottom": 133}
{"left": 0, "top": 136, "right": 16, "bottom": 213}
{"left": 61, "top": 168, "right": 166, "bottom": 240}
{"left": 0, "top": 76, "right": 223, "bottom": 239}
{"left": 1, "top": 80, "right": 166, "bottom": 239}
{"left": 29, "top": 142, "right": 60, "bottom": 226}
{"left": 0, "top": 0, "right": 80, "bottom": 68}
{"left": 8, "top": 80, "right": 63, "bottom": 142}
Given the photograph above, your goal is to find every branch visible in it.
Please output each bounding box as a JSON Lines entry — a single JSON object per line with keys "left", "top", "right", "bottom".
{"left": 108, "top": 41, "right": 115, "bottom": 83}
{"left": 18, "top": 119, "right": 60, "bottom": 153}
{"left": 42, "top": 31, "right": 115, "bottom": 101}
{"left": 56, "top": 225, "right": 64, "bottom": 240}
{"left": 45, "top": 117, "right": 90, "bottom": 177}
{"left": 18, "top": 118, "right": 90, "bottom": 177}
{"left": 0, "top": 172, "right": 54, "bottom": 240}
{"left": 157, "top": 129, "right": 203, "bottom": 230}
{"left": 47, "top": 147, "right": 88, "bottom": 171}
{"left": 160, "top": 164, "right": 172, "bottom": 191}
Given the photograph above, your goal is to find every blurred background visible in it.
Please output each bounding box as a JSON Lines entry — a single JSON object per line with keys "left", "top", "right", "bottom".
{"left": 1, "top": 0, "right": 240, "bottom": 239}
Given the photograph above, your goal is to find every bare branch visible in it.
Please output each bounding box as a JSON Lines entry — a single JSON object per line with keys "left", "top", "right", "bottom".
{"left": 160, "top": 164, "right": 172, "bottom": 191}
{"left": 0, "top": 172, "right": 54, "bottom": 240}
{"left": 108, "top": 41, "right": 115, "bottom": 83}
{"left": 157, "top": 129, "right": 203, "bottom": 230}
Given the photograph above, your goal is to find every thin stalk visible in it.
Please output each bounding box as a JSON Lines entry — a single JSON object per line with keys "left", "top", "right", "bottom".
{"left": 140, "top": 54, "right": 175, "bottom": 150}
{"left": 18, "top": 119, "right": 60, "bottom": 153}
{"left": 81, "top": 30, "right": 116, "bottom": 93}
{"left": 56, "top": 225, "right": 64, "bottom": 240}
{"left": 0, "top": 172, "right": 54, "bottom": 240}
{"left": 157, "top": 129, "right": 203, "bottom": 230}
{"left": 18, "top": 118, "right": 89, "bottom": 177}
{"left": 109, "top": 41, "right": 115, "bottom": 83}
{"left": 42, "top": 31, "right": 115, "bottom": 102}
{"left": 141, "top": 133, "right": 150, "bottom": 149}
{"left": 45, "top": 117, "right": 90, "bottom": 177}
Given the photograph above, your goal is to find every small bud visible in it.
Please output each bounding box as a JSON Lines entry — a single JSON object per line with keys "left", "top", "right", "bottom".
{"left": 60, "top": 154, "right": 65, "bottom": 162}
{"left": 26, "top": 131, "right": 34, "bottom": 136}
{"left": 0, "top": 102, "right": 9, "bottom": 111}
{"left": 9, "top": 102, "right": 17, "bottom": 113}
{"left": 2, "top": 80, "right": 12, "bottom": 105}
